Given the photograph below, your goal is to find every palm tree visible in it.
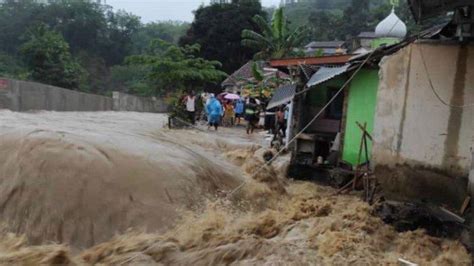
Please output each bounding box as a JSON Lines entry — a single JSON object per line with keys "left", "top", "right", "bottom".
{"left": 241, "top": 7, "right": 308, "bottom": 59}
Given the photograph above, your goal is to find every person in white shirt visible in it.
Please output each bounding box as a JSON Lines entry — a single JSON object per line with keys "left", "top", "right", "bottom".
{"left": 183, "top": 91, "right": 196, "bottom": 125}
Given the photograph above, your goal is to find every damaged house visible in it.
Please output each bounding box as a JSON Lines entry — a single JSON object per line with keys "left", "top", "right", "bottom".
{"left": 269, "top": 1, "right": 474, "bottom": 211}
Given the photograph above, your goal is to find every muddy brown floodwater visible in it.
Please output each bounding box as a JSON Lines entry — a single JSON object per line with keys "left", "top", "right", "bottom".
{"left": 0, "top": 111, "right": 471, "bottom": 265}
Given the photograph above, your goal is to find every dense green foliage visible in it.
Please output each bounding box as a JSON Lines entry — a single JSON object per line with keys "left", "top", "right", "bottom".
{"left": 179, "top": 0, "right": 266, "bottom": 73}
{"left": 0, "top": 53, "right": 28, "bottom": 79}
{"left": 0, "top": 0, "right": 439, "bottom": 97}
{"left": 132, "top": 21, "right": 190, "bottom": 54}
{"left": 20, "top": 25, "right": 86, "bottom": 89}
{"left": 242, "top": 7, "right": 308, "bottom": 59}
{"left": 0, "top": 0, "right": 190, "bottom": 94}
{"left": 0, "top": 1, "right": 140, "bottom": 67}
{"left": 122, "top": 40, "right": 227, "bottom": 95}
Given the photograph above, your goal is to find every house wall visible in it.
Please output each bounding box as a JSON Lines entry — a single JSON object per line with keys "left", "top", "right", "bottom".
{"left": 360, "top": 38, "right": 374, "bottom": 49}
{"left": 304, "top": 77, "right": 345, "bottom": 132}
{"left": 342, "top": 69, "right": 379, "bottom": 165}
{"left": 373, "top": 42, "right": 474, "bottom": 207}
{"left": 371, "top": 37, "right": 400, "bottom": 49}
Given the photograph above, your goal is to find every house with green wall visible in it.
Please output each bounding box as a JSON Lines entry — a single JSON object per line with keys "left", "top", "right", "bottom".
{"left": 267, "top": 7, "right": 408, "bottom": 172}
{"left": 290, "top": 65, "right": 379, "bottom": 169}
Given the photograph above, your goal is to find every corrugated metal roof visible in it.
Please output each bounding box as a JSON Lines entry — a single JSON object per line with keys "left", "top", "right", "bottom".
{"left": 266, "top": 84, "right": 296, "bottom": 110}
{"left": 305, "top": 41, "right": 345, "bottom": 49}
{"left": 307, "top": 64, "right": 351, "bottom": 87}
{"left": 357, "top": 32, "right": 377, "bottom": 38}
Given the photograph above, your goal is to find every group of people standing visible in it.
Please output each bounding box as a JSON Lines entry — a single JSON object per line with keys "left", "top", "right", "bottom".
{"left": 182, "top": 91, "right": 286, "bottom": 136}
{"left": 182, "top": 91, "right": 239, "bottom": 131}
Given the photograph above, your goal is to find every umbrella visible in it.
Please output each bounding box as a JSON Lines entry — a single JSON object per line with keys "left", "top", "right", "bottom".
{"left": 223, "top": 93, "right": 240, "bottom": 100}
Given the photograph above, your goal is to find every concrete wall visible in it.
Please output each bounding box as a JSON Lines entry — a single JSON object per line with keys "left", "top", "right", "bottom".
{"left": 113, "top": 92, "right": 168, "bottom": 113}
{"left": 373, "top": 42, "right": 474, "bottom": 207}
{"left": 0, "top": 79, "right": 112, "bottom": 111}
{"left": 0, "top": 78, "right": 168, "bottom": 113}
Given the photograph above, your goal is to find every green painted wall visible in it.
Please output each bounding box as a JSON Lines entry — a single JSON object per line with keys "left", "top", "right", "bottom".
{"left": 342, "top": 69, "right": 379, "bottom": 166}
{"left": 371, "top": 38, "right": 400, "bottom": 49}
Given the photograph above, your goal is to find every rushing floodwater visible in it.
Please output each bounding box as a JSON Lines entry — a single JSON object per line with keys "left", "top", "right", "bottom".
{"left": 0, "top": 110, "right": 470, "bottom": 265}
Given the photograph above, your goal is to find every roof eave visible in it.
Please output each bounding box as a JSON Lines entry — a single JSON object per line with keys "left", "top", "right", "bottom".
{"left": 269, "top": 55, "right": 353, "bottom": 68}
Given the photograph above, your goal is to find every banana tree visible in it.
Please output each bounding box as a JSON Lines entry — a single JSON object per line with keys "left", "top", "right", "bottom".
{"left": 241, "top": 7, "right": 308, "bottom": 59}
{"left": 241, "top": 61, "right": 291, "bottom": 98}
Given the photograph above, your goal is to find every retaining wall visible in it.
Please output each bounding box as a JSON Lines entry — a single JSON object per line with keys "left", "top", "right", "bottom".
{"left": 0, "top": 78, "right": 168, "bottom": 113}
{"left": 113, "top": 92, "right": 168, "bottom": 113}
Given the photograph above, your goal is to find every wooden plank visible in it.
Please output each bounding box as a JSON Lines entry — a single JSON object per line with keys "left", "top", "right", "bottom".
{"left": 338, "top": 86, "right": 350, "bottom": 163}
{"left": 356, "top": 121, "right": 373, "bottom": 141}
{"left": 439, "top": 207, "right": 465, "bottom": 223}
{"left": 398, "top": 258, "right": 418, "bottom": 266}
{"left": 297, "top": 133, "right": 317, "bottom": 141}
{"left": 353, "top": 122, "right": 367, "bottom": 189}
{"left": 270, "top": 55, "right": 353, "bottom": 67}
{"left": 460, "top": 196, "right": 471, "bottom": 215}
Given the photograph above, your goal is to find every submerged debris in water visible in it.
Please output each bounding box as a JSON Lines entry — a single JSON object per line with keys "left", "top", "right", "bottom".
{"left": 374, "top": 201, "right": 469, "bottom": 247}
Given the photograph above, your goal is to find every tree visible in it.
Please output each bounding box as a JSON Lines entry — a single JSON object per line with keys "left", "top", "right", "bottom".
{"left": 241, "top": 7, "right": 309, "bottom": 59}
{"left": 124, "top": 39, "right": 227, "bottom": 95}
{"left": 243, "top": 61, "right": 289, "bottom": 97}
{"left": 38, "top": 1, "right": 140, "bottom": 66}
{"left": 0, "top": 0, "right": 44, "bottom": 54}
{"left": 109, "top": 64, "right": 150, "bottom": 96}
{"left": 101, "top": 9, "right": 141, "bottom": 65}
{"left": 308, "top": 10, "right": 345, "bottom": 41}
{"left": 0, "top": 53, "right": 28, "bottom": 79}
{"left": 340, "top": 0, "right": 371, "bottom": 37}
{"left": 179, "top": 0, "right": 265, "bottom": 73}
{"left": 20, "top": 25, "right": 85, "bottom": 89}
{"left": 132, "top": 21, "right": 190, "bottom": 54}
{"left": 40, "top": 1, "right": 107, "bottom": 56}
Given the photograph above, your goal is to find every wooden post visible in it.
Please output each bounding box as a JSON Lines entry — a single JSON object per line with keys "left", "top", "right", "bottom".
{"left": 338, "top": 86, "right": 350, "bottom": 163}
{"left": 353, "top": 122, "right": 367, "bottom": 190}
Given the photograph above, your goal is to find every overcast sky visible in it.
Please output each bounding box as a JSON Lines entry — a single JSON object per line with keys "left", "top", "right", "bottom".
{"left": 107, "top": 0, "right": 281, "bottom": 23}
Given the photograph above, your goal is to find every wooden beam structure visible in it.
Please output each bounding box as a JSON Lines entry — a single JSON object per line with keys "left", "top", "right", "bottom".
{"left": 269, "top": 55, "right": 353, "bottom": 68}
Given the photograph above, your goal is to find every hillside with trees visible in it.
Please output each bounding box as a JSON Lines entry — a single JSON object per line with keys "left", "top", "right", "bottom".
{"left": 283, "top": 0, "right": 420, "bottom": 42}
{"left": 0, "top": 0, "right": 437, "bottom": 96}
{"left": 179, "top": 0, "right": 266, "bottom": 74}
{"left": 0, "top": 0, "right": 190, "bottom": 95}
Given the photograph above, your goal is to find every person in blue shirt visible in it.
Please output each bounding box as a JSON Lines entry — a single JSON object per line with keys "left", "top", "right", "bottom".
{"left": 206, "top": 94, "right": 223, "bottom": 131}
{"left": 234, "top": 97, "right": 245, "bottom": 125}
